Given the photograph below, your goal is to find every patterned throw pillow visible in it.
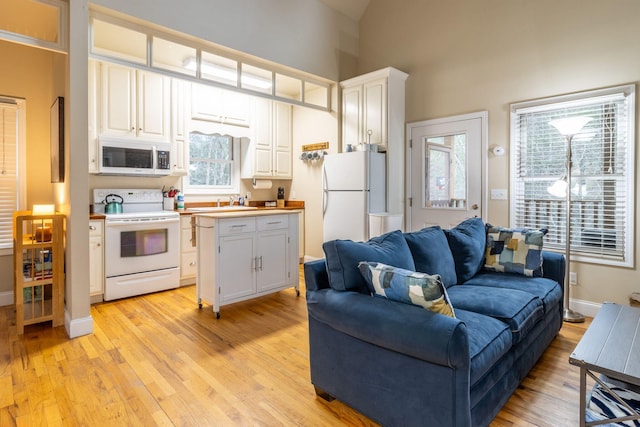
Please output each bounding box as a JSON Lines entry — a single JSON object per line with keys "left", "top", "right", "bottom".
{"left": 358, "top": 261, "right": 455, "bottom": 318}
{"left": 485, "top": 225, "right": 548, "bottom": 277}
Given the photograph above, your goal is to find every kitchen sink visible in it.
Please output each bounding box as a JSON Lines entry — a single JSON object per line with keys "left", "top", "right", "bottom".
{"left": 188, "top": 206, "right": 259, "bottom": 212}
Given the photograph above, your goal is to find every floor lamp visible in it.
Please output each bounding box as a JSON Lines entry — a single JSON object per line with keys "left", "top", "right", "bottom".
{"left": 548, "top": 116, "right": 592, "bottom": 323}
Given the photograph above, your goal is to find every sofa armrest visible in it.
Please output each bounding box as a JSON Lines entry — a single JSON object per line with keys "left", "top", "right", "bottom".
{"left": 307, "top": 288, "right": 469, "bottom": 368}
{"left": 304, "top": 259, "right": 330, "bottom": 291}
{"left": 542, "top": 251, "right": 566, "bottom": 289}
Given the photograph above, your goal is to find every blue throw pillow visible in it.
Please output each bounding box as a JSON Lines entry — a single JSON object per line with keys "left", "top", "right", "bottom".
{"left": 485, "top": 225, "right": 548, "bottom": 277}
{"left": 404, "top": 226, "right": 458, "bottom": 287}
{"left": 323, "top": 230, "right": 416, "bottom": 293}
{"left": 358, "top": 261, "right": 455, "bottom": 318}
{"left": 444, "top": 217, "right": 486, "bottom": 283}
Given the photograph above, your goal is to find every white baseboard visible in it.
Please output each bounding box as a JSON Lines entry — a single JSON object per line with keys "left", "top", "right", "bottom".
{"left": 570, "top": 298, "right": 602, "bottom": 319}
{"left": 0, "top": 291, "right": 13, "bottom": 307}
{"left": 302, "top": 255, "right": 321, "bottom": 263}
{"left": 64, "top": 310, "right": 94, "bottom": 338}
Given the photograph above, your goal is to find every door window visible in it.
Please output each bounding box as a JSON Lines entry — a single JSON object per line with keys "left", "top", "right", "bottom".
{"left": 425, "top": 133, "right": 467, "bottom": 208}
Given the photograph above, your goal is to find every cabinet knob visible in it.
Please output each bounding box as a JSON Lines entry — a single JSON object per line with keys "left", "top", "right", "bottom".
{"left": 89, "top": 225, "right": 96, "bottom": 230}
{"left": 97, "top": 243, "right": 101, "bottom": 247}
{"left": 189, "top": 261, "right": 196, "bottom": 266}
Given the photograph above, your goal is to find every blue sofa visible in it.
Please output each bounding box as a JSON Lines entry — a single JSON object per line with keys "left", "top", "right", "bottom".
{"left": 305, "top": 218, "right": 565, "bottom": 427}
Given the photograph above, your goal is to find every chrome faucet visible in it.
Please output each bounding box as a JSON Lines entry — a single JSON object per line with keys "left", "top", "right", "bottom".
{"left": 229, "top": 195, "right": 235, "bottom": 206}
{"left": 217, "top": 198, "right": 221, "bottom": 207}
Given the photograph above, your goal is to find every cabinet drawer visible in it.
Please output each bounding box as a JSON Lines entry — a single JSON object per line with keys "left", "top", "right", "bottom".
{"left": 89, "top": 220, "right": 103, "bottom": 237}
{"left": 257, "top": 215, "right": 289, "bottom": 231}
{"left": 219, "top": 218, "right": 256, "bottom": 235}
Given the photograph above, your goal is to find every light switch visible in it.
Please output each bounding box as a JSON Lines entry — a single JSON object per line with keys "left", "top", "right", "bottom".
{"left": 491, "top": 189, "right": 508, "bottom": 200}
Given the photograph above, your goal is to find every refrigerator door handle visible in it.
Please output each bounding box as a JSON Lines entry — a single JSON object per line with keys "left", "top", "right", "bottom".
{"left": 322, "top": 164, "right": 328, "bottom": 218}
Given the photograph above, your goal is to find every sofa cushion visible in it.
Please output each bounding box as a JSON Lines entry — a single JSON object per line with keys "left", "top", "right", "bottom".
{"left": 444, "top": 217, "right": 486, "bottom": 283}
{"left": 446, "top": 285, "right": 544, "bottom": 345}
{"left": 358, "top": 261, "right": 455, "bottom": 318}
{"left": 404, "top": 226, "right": 458, "bottom": 287}
{"left": 323, "top": 230, "right": 416, "bottom": 293}
{"left": 454, "top": 309, "right": 513, "bottom": 386}
{"left": 485, "top": 225, "right": 547, "bottom": 277}
{"left": 463, "top": 271, "right": 562, "bottom": 315}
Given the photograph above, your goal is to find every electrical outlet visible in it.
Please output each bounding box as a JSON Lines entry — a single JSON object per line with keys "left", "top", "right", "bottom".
{"left": 291, "top": 191, "right": 296, "bottom": 199}
{"left": 569, "top": 272, "right": 577, "bottom": 286}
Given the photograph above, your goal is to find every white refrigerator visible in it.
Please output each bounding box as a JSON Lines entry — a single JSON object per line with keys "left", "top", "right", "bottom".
{"left": 322, "top": 151, "right": 386, "bottom": 242}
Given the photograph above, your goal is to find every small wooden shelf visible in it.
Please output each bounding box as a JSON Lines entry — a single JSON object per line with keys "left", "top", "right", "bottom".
{"left": 13, "top": 211, "right": 65, "bottom": 334}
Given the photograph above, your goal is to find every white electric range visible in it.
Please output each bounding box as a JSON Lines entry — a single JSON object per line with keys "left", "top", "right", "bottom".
{"left": 93, "top": 189, "right": 180, "bottom": 301}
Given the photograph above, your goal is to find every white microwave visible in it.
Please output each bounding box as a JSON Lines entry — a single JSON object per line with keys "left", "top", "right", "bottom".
{"left": 98, "top": 137, "right": 171, "bottom": 176}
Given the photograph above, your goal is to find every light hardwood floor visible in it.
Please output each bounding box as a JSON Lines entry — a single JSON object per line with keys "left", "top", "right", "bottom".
{"left": 1, "top": 270, "right": 589, "bottom": 426}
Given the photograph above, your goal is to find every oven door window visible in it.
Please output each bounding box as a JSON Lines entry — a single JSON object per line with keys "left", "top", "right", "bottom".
{"left": 121, "top": 229, "right": 168, "bottom": 257}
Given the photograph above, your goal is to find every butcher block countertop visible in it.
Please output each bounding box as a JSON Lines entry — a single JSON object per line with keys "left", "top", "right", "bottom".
{"left": 180, "top": 200, "right": 304, "bottom": 216}
{"left": 191, "top": 209, "right": 298, "bottom": 219}
{"left": 89, "top": 201, "right": 304, "bottom": 220}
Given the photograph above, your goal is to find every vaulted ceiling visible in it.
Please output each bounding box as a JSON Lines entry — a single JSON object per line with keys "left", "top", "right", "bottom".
{"left": 320, "top": 0, "right": 370, "bottom": 22}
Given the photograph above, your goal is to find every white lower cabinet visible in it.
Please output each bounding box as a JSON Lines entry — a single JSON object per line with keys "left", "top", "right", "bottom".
{"left": 196, "top": 212, "right": 299, "bottom": 318}
{"left": 180, "top": 216, "right": 197, "bottom": 285}
{"left": 89, "top": 220, "right": 104, "bottom": 299}
{"left": 218, "top": 232, "right": 256, "bottom": 301}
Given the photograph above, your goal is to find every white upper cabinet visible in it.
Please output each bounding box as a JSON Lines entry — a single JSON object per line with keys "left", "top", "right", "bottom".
{"left": 273, "top": 102, "right": 292, "bottom": 178}
{"left": 190, "top": 83, "right": 251, "bottom": 128}
{"left": 342, "top": 78, "right": 386, "bottom": 148}
{"left": 241, "top": 98, "right": 292, "bottom": 179}
{"left": 170, "top": 78, "right": 188, "bottom": 176}
{"left": 362, "top": 78, "right": 387, "bottom": 146}
{"left": 88, "top": 60, "right": 99, "bottom": 173}
{"left": 99, "top": 62, "right": 170, "bottom": 141}
{"left": 340, "top": 67, "right": 407, "bottom": 152}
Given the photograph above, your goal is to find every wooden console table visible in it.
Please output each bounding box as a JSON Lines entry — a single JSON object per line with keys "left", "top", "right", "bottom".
{"left": 569, "top": 302, "right": 640, "bottom": 426}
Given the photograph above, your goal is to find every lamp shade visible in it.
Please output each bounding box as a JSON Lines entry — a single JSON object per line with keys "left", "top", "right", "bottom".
{"left": 32, "top": 204, "right": 55, "bottom": 215}
{"left": 549, "top": 116, "right": 592, "bottom": 136}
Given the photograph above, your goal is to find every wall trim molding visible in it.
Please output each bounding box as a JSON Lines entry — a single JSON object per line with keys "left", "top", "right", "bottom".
{"left": 571, "top": 298, "right": 601, "bottom": 319}
{"left": 64, "top": 310, "right": 93, "bottom": 338}
{"left": 0, "top": 291, "right": 13, "bottom": 307}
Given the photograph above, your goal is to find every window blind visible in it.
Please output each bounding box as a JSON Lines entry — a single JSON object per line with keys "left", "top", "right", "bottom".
{"left": 510, "top": 85, "right": 635, "bottom": 267}
{"left": 0, "top": 103, "right": 18, "bottom": 250}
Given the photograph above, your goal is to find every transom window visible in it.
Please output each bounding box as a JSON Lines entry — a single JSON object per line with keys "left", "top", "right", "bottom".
{"left": 510, "top": 85, "right": 635, "bottom": 267}
{"left": 89, "top": 11, "right": 331, "bottom": 111}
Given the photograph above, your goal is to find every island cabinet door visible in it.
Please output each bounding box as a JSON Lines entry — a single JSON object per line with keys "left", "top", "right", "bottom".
{"left": 256, "top": 228, "right": 289, "bottom": 292}
{"left": 218, "top": 233, "right": 256, "bottom": 302}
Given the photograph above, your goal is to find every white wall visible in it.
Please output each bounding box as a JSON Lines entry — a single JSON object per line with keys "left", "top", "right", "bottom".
{"left": 357, "top": 0, "right": 640, "bottom": 309}
{"left": 290, "top": 87, "right": 339, "bottom": 259}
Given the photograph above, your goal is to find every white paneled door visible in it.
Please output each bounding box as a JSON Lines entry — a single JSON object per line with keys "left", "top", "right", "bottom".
{"left": 406, "top": 112, "right": 487, "bottom": 231}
